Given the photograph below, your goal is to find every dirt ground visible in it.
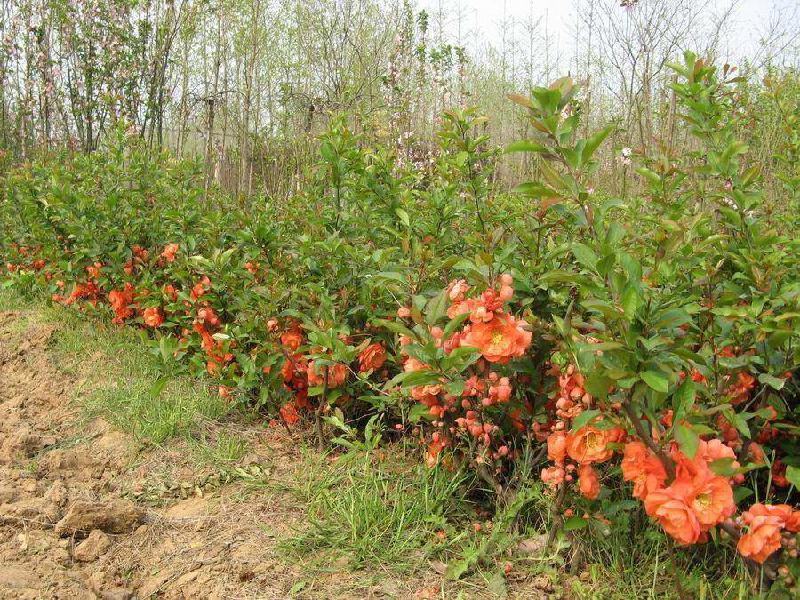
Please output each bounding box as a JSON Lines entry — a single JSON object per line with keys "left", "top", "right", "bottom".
{"left": 0, "top": 308, "right": 561, "bottom": 600}
{"left": 0, "top": 310, "right": 342, "bottom": 600}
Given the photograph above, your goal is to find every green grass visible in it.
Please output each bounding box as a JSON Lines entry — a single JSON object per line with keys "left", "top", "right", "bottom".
{"left": 187, "top": 432, "right": 250, "bottom": 466}
{"left": 283, "top": 448, "right": 474, "bottom": 573}
{"left": 0, "top": 286, "right": 229, "bottom": 445}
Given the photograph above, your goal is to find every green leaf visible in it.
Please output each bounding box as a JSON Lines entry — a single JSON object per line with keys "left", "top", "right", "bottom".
{"left": 675, "top": 423, "right": 700, "bottom": 458}
{"left": 640, "top": 371, "right": 669, "bottom": 393}
{"left": 672, "top": 379, "right": 695, "bottom": 423}
{"left": 442, "top": 312, "right": 470, "bottom": 342}
{"left": 758, "top": 373, "right": 785, "bottom": 391}
{"left": 513, "top": 181, "right": 555, "bottom": 199}
{"left": 290, "top": 580, "right": 307, "bottom": 595}
{"left": 395, "top": 208, "right": 410, "bottom": 228}
{"left": 621, "top": 286, "right": 640, "bottom": 319}
{"left": 563, "top": 516, "right": 588, "bottom": 531}
{"left": 571, "top": 409, "right": 600, "bottom": 432}
{"left": 584, "top": 373, "right": 613, "bottom": 400}
{"left": 582, "top": 125, "right": 613, "bottom": 163}
{"left": 374, "top": 271, "right": 406, "bottom": 284}
{"left": 572, "top": 243, "right": 598, "bottom": 270}
{"left": 486, "top": 570, "right": 508, "bottom": 598}
{"left": 734, "top": 486, "right": 753, "bottom": 503}
{"left": 653, "top": 308, "right": 692, "bottom": 330}
{"left": 425, "top": 289, "right": 449, "bottom": 325}
{"left": 373, "top": 318, "right": 417, "bottom": 341}
{"left": 786, "top": 466, "right": 800, "bottom": 489}
{"left": 709, "top": 457, "right": 738, "bottom": 477}
{"left": 408, "top": 403, "right": 431, "bottom": 423}
{"left": 150, "top": 376, "right": 171, "bottom": 397}
{"left": 506, "top": 140, "right": 548, "bottom": 154}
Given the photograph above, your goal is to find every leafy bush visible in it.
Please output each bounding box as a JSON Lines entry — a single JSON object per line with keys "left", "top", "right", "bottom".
{"left": 2, "top": 52, "right": 800, "bottom": 595}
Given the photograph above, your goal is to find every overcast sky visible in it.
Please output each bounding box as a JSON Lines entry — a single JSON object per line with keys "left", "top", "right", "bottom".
{"left": 418, "top": 0, "right": 800, "bottom": 68}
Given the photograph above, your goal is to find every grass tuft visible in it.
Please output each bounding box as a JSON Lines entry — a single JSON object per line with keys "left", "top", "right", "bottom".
{"left": 283, "top": 448, "right": 473, "bottom": 573}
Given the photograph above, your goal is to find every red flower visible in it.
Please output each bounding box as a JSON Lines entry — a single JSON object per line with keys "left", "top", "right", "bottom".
{"left": 578, "top": 464, "right": 600, "bottom": 500}
{"left": 644, "top": 488, "right": 701, "bottom": 546}
{"left": 161, "top": 243, "right": 179, "bottom": 263}
{"left": 358, "top": 342, "right": 387, "bottom": 372}
{"left": 143, "top": 307, "right": 164, "bottom": 328}
{"left": 460, "top": 315, "right": 532, "bottom": 364}
{"left": 621, "top": 441, "right": 667, "bottom": 500}
{"left": 566, "top": 425, "right": 622, "bottom": 465}
{"left": 307, "top": 361, "right": 347, "bottom": 388}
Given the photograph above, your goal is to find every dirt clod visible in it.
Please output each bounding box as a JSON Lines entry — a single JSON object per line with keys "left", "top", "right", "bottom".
{"left": 55, "top": 500, "right": 145, "bottom": 536}
{"left": 73, "top": 529, "right": 112, "bottom": 561}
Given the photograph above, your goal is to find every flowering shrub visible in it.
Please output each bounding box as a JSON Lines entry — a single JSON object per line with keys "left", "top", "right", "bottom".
{"left": 499, "top": 53, "right": 800, "bottom": 591}
{"left": 381, "top": 274, "right": 534, "bottom": 483}
{"left": 2, "top": 52, "right": 800, "bottom": 593}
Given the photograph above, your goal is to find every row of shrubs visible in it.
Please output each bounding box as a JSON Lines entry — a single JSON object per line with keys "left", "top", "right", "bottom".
{"left": 2, "top": 52, "right": 799, "bottom": 595}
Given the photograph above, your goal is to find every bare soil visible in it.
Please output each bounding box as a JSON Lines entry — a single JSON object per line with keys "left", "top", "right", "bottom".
{"left": 0, "top": 310, "right": 364, "bottom": 599}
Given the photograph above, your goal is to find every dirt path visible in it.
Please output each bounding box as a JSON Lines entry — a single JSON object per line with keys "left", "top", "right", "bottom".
{"left": 0, "top": 310, "right": 315, "bottom": 599}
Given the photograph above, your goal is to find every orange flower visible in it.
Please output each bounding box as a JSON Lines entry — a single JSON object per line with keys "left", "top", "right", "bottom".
{"left": 771, "top": 460, "right": 790, "bottom": 488}
{"left": 280, "top": 327, "right": 304, "bottom": 351}
{"left": 737, "top": 504, "right": 786, "bottom": 564}
{"left": 727, "top": 371, "right": 756, "bottom": 405}
{"left": 686, "top": 473, "right": 735, "bottom": 530}
{"left": 426, "top": 437, "right": 448, "bottom": 468}
{"left": 161, "top": 243, "right": 179, "bottom": 262}
{"left": 578, "top": 464, "right": 600, "bottom": 500}
{"left": 460, "top": 315, "right": 532, "bottom": 364}
{"left": 358, "top": 342, "right": 387, "bottom": 372}
{"left": 307, "top": 361, "right": 347, "bottom": 388}
{"left": 547, "top": 431, "right": 567, "bottom": 463}
{"left": 540, "top": 465, "right": 565, "bottom": 487}
{"left": 86, "top": 261, "right": 102, "bottom": 279}
{"left": 446, "top": 279, "right": 470, "bottom": 302}
{"left": 197, "top": 306, "right": 221, "bottom": 328}
{"left": 566, "top": 425, "right": 620, "bottom": 465}
{"left": 403, "top": 357, "right": 429, "bottom": 373}
{"left": 163, "top": 284, "right": 178, "bottom": 301}
{"left": 697, "top": 438, "right": 738, "bottom": 464}
{"left": 741, "top": 503, "right": 800, "bottom": 533}
{"left": 621, "top": 441, "right": 667, "bottom": 499}
{"left": 643, "top": 488, "right": 701, "bottom": 545}
{"left": 190, "top": 275, "right": 211, "bottom": 301}
{"left": 108, "top": 283, "right": 136, "bottom": 325}
{"left": 142, "top": 307, "right": 164, "bottom": 328}
{"left": 280, "top": 401, "right": 301, "bottom": 425}
{"left": 746, "top": 443, "right": 766, "bottom": 465}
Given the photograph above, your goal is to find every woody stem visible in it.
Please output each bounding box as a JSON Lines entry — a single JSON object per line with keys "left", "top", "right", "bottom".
{"left": 316, "top": 369, "right": 329, "bottom": 451}
{"left": 545, "top": 481, "right": 568, "bottom": 552}
{"left": 621, "top": 401, "right": 676, "bottom": 482}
